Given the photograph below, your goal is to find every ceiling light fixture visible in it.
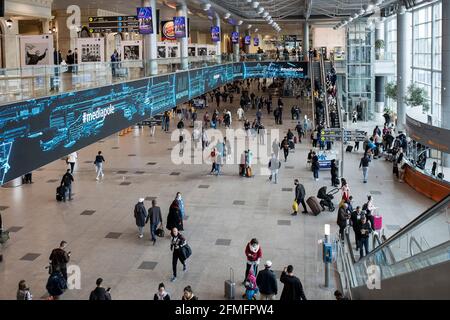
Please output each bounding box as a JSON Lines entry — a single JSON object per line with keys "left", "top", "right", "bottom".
{"left": 257, "top": 7, "right": 264, "bottom": 14}
{"left": 262, "top": 11, "right": 269, "bottom": 18}
{"left": 224, "top": 13, "right": 231, "bottom": 19}
{"left": 252, "top": 2, "right": 260, "bottom": 9}
{"left": 202, "top": 3, "right": 211, "bottom": 11}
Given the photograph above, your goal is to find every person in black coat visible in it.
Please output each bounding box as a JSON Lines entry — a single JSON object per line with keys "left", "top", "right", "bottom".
{"left": 60, "top": 169, "right": 74, "bottom": 201}
{"left": 166, "top": 200, "right": 183, "bottom": 231}
{"left": 89, "top": 278, "right": 111, "bottom": 300}
{"left": 134, "top": 198, "right": 147, "bottom": 238}
{"left": 256, "top": 261, "right": 278, "bottom": 300}
{"left": 154, "top": 283, "right": 171, "bottom": 300}
{"left": 330, "top": 159, "right": 339, "bottom": 187}
{"left": 280, "top": 265, "right": 307, "bottom": 300}
{"left": 293, "top": 179, "right": 308, "bottom": 215}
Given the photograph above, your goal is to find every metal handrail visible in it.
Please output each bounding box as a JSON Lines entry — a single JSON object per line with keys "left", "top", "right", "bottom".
{"left": 310, "top": 58, "right": 316, "bottom": 126}
{"left": 356, "top": 195, "right": 450, "bottom": 265}
{"left": 320, "top": 54, "right": 330, "bottom": 127}
{"left": 410, "top": 236, "right": 424, "bottom": 256}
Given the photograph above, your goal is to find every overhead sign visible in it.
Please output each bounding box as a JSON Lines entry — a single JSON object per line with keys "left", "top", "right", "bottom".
{"left": 88, "top": 15, "right": 139, "bottom": 33}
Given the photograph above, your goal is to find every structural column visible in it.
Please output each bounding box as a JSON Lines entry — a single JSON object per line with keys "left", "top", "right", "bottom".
{"left": 215, "top": 13, "right": 222, "bottom": 64}
{"left": 303, "top": 21, "right": 309, "bottom": 60}
{"left": 142, "top": 0, "right": 158, "bottom": 75}
{"left": 396, "top": 8, "right": 410, "bottom": 132}
{"left": 233, "top": 25, "right": 240, "bottom": 62}
{"left": 375, "top": 20, "right": 385, "bottom": 113}
{"left": 176, "top": 2, "right": 189, "bottom": 70}
{"left": 442, "top": 0, "right": 450, "bottom": 166}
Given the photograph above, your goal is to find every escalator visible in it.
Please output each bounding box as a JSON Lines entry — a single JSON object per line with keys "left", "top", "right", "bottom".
{"left": 336, "top": 195, "right": 450, "bottom": 299}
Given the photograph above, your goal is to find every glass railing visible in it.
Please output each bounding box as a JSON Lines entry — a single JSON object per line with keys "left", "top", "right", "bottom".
{"left": 350, "top": 195, "right": 450, "bottom": 287}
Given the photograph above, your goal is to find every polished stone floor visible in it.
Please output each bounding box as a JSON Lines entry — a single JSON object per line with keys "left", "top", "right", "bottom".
{"left": 0, "top": 84, "right": 433, "bottom": 300}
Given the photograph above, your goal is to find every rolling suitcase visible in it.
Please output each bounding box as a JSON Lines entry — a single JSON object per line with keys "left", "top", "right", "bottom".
{"left": 294, "top": 136, "right": 298, "bottom": 144}
{"left": 307, "top": 196, "right": 322, "bottom": 216}
{"left": 373, "top": 214, "right": 383, "bottom": 230}
{"left": 56, "top": 186, "right": 65, "bottom": 202}
{"left": 346, "top": 145, "right": 353, "bottom": 152}
{"left": 224, "top": 268, "right": 235, "bottom": 300}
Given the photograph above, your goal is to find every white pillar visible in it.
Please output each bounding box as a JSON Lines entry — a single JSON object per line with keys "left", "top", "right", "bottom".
{"left": 442, "top": 0, "right": 450, "bottom": 166}
{"left": 215, "top": 13, "right": 221, "bottom": 64}
{"left": 303, "top": 21, "right": 309, "bottom": 59}
{"left": 233, "top": 25, "right": 239, "bottom": 62}
{"left": 176, "top": 2, "right": 189, "bottom": 70}
{"left": 141, "top": 0, "right": 158, "bottom": 75}
{"left": 396, "top": 8, "right": 411, "bottom": 132}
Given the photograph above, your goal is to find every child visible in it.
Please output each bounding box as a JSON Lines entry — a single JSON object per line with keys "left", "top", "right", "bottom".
{"left": 243, "top": 268, "right": 258, "bottom": 300}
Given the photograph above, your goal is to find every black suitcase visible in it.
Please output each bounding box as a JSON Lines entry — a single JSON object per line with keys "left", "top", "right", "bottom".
{"left": 346, "top": 146, "right": 353, "bottom": 152}
{"left": 56, "top": 186, "right": 66, "bottom": 201}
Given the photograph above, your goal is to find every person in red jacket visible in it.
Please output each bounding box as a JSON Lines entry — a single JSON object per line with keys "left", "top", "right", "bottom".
{"left": 244, "top": 238, "right": 262, "bottom": 284}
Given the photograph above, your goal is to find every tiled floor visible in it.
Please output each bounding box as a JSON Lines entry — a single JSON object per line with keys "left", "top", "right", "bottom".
{"left": 0, "top": 85, "right": 433, "bottom": 300}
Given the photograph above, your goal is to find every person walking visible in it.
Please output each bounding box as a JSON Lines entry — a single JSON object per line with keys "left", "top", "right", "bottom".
{"left": 89, "top": 278, "right": 112, "bottom": 300}
{"left": 67, "top": 152, "right": 77, "bottom": 174}
{"left": 337, "top": 203, "right": 349, "bottom": 241}
{"left": 170, "top": 228, "right": 188, "bottom": 282}
{"left": 359, "top": 153, "right": 371, "bottom": 183}
{"left": 295, "top": 121, "right": 304, "bottom": 143}
{"left": 268, "top": 154, "right": 281, "bottom": 184}
{"left": 154, "top": 283, "right": 171, "bottom": 300}
{"left": 94, "top": 151, "right": 105, "bottom": 181}
{"left": 293, "top": 179, "right": 308, "bottom": 215}
{"left": 134, "top": 198, "right": 147, "bottom": 239}
{"left": 256, "top": 261, "right": 278, "bottom": 300}
{"left": 350, "top": 206, "right": 363, "bottom": 250}
{"left": 16, "top": 280, "right": 32, "bottom": 300}
{"left": 49, "top": 241, "right": 71, "bottom": 281}
{"left": 182, "top": 286, "right": 198, "bottom": 300}
{"left": 280, "top": 265, "right": 307, "bottom": 300}
{"left": 237, "top": 106, "right": 245, "bottom": 121}
{"left": 281, "top": 137, "right": 289, "bottom": 162}
{"left": 272, "top": 139, "right": 280, "bottom": 158}
{"left": 146, "top": 199, "right": 163, "bottom": 245}
{"left": 60, "top": 169, "right": 74, "bottom": 201}
{"left": 166, "top": 200, "right": 183, "bottom": 232}
{"left": 312, "top": 129, "right": 318, "bottom": 148}
{"left": 244, "top": 238, "right": 262, "bottom": 283}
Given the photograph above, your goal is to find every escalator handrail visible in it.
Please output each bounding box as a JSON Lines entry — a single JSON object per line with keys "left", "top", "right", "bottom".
{"left": 320, "top": 54, "right": 330, "bottom": 127}
{"left": 344, "top": 226, "right": 356, "bottom": 263}
{"left": 355, "top": 195, "right": 450, "bottom": 265}
{"left": 410, "top": 235, "right": 423, "bottom": 256}
{"left": 373, "top": 232, "right": 396, "bottom": 265}
{"left": 310, "top": 59, "right": 315, "bottom": 126}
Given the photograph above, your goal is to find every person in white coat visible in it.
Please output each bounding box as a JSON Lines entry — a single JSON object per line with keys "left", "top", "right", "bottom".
{"left": 268, "top": 154, "right": 281, "bottom": 184}
{"left": 237, "top": 107, "right": 244, "bottom": 121}
{"left": 67, "top": 152, "right": 78, "bottom": 174}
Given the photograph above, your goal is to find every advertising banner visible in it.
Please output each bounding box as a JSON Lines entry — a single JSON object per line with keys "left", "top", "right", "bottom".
{"left": 254, "top": 37, "right": 259, "bottom": 46}
{"left": 211, "top": 26, "right": 220, "bottom": 42}
{"left": 231, "top": 31, "right": 239, "bottom": 44}
{"left": 137, "top": 7, "right": 153, "bottom": 34}
{"left": 244, "top": 36, "right": 251, "bottom": 45}
{"left": 161, "top": 20, "right": 175, "bottom": 41}
{"left": 173, "top": 16, "right": 186, "bottom": 38}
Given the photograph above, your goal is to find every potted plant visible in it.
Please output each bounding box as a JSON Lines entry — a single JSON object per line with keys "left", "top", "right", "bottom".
{"left": 375, "top": 39, "right": 385, "bottom": 59}
{"left": 385, "top": 81, "right": 397, "bottom": 101}
{"left": 405, "top": 83, "right": 430, "bottom": 113}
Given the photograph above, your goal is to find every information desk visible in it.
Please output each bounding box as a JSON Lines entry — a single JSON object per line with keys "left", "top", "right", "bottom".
{"left": 404, "top": 163, "right": 450, "bottom": 202}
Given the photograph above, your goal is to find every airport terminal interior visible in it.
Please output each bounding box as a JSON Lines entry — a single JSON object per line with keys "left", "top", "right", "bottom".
{"left": 0, "top": 0, "right": 449, "bottom": 301}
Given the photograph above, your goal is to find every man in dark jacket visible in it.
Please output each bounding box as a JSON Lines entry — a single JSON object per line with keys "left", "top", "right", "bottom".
{"left": 280, "top": 265, "right": 307, "bottom": 300}
{"left": 350, "top": 206, "right": 362, "bottom": 250}
{"left": 134, "top": 198, "right": 147, "bottom": 239}
{"left": 293, "top": 179, "right": 308, "bottom": 215}
{"left": 61, "top": 169, "right": 74, "bottom": 201}
{"left": 337, "top": 203, "right": 349, "bottom": 241}
{"left": 89, "top": 278, "right": 111, "bottom": 300}
{"left": 359, "top": 153, "right": 371, "bottom": 183}
{"left": 146, "top": 199, "right": 163, "bottom": 245}
{"left": 256, "top": 261, "right": 277, "bottom": 300}
{"left": 358, "top": 215, "right": 372, "bottom": 258}
{"left": 49, "top": 241, "right": 70, "bottom": 280}
{"left": 46, "top": 270, "right": 67, "bottom": 300}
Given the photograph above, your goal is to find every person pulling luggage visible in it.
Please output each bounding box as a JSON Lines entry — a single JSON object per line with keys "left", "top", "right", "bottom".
{"left": 293, "top": 179, "right": 308, "bottom": 215}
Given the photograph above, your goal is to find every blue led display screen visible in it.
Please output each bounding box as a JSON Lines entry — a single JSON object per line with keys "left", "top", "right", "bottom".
{"left": 0, "top": 61, "right": 307, "bottom": 184}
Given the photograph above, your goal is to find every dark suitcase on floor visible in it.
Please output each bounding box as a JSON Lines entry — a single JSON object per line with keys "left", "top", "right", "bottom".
{"left": 346, "top": 146, "right": 353, "bottom": 152}
{"left": 224, "top": 268, "right": 235, "bottom": 300}
{"left": 288, "top": 140, "right": 295, "bottom": 149}
{"left": 307, "top": 196, "right": 322, "bottom": 216}
{"left": 56, "top": 186, "right": 65, "bottom": 202}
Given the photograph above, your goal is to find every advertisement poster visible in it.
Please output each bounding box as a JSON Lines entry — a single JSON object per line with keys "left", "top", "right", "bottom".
{"left": 77, "top": 38, "right": 105, "bottom": 63}
{"left": 121, "top": 40, "right": 142, "bottom": 60}
{"left": 197, "top": 46, "right": 207, "bottom": 56}
{"left": 231, "top": 31, "right": 239, "bottom": 44}
{"left": 19, "top": 35, "right": 54, "bottom": 67}
{"left": 157, "top": 45, "right": 167, "bottom": 58}
{"left": 188, "top": 45, "right": 196, "bottom": 57}
{"left": 137, "top": 7, "right": 153, "bottom": 34}
{"left": 173, "top": 16, "right": 186, "bottom": 38}
{"left": 167, "top": 44, "right": 179, "bottom": 58}
{"left": 211, "top": 26, "right": 220, "bottom": 42}
{"left": 244, "top": 35, "right": 251, "bottom": 45}
{"left": 254, "top": 37, "right": 260, "bottom": 46}
{"left": 161, "top": 21, "right": 176, "bottom": 41}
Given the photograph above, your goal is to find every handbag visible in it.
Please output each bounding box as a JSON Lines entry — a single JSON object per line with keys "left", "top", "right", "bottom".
{"left": 156, "top": 228, "right": 165, "bottom": 238}
{"left": 292, "top": 201, "right": 299, "bottom": 212}
{"left": 181, "top": 244, "right": 192, "bottom": 260}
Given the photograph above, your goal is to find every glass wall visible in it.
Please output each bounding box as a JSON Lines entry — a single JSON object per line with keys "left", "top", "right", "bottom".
{"left": 385, "top": 1, "right": 442, "bottom": 125}
{"left": 346, "top": 21, "right": 374, "bottom": 121}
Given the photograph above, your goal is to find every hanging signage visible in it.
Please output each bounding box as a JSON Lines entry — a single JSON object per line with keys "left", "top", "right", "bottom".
{"left": 254, "top": 37, "right": 259, "bottom": 46}
{"left": 137, "top": 7, "right": 153, "bottom": 34}
{"left": 231, "top": 31, "right": 239, "bottom": 44}
{"left": 211, "top": 26, "right": 220, "bottom": 42}
{"left": 161, "top": 20, "right": 175, "bottom": 40}
{"left": 173, "top": 16, "right": 186, "bottom": 38}
{"left": 244, "top": 35, "right": 251, "bottom": 45}
{"left": 88, "top": 15, "right": 139, "bottom": 33}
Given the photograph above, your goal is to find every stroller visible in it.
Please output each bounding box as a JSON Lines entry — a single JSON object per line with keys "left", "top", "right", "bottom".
{"left": 317, "top": 186, "right": 339, "bottom": 212}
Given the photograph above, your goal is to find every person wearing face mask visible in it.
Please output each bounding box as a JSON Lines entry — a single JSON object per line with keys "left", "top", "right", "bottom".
{"left": 170, "top": 228, "right": 188, "bottom": 282}
{"left": 154, "top": 283, "right": 171, "bottom": 300}
{"left": 243, "top": 238, "right": 262, "bottom": 284}
{"left": 182, "top": 285, "right": 198, "bottom": 300}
